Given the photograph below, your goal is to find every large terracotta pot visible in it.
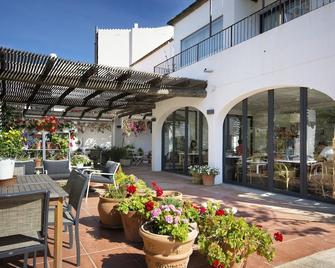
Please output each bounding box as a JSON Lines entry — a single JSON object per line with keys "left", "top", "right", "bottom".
{"left": 139, "top": 222, "right": 198, "bottom": 268}
{"left": 191, "top": 173, "right": 202, "bottom": 184}
{"left": 202, "top": 175, "right": 215, "bottom": 186}
{"left": 120, "top": 211, "right": 144, "bottom": 242}
{"left": 98, "top": 196, "right": 122, "bottom": 229}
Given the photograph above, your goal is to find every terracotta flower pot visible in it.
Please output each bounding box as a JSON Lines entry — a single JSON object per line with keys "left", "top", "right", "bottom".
{"left": 97, "top": 196, "right": 122, "bottom": 229}
{"left": 202, "top": 175, "right": 215, "bottom": 186}
{"left": 139, "top": 222, "right": 198, "bottom": 268}
{"left": 35, "top": 158, "right": 42, "bottom": 168}
{"left": 155, "top": 190, "right": 183, "bottom": 201}
{"left": 192, "top": 174, "right": 202, "bottom": 184}
{"left": 35, "top": 142, "right": 41, "bottom": 150}
{"left": 46, "top": 142, "right": 52, "bottom": 150}
{"left": 120, "top": 211, "right": 144, "bottom": 242}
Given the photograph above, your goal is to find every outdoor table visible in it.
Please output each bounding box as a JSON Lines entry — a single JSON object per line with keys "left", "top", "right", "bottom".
{"left": 0, "top": 174, "right": 68, "bottom": 268}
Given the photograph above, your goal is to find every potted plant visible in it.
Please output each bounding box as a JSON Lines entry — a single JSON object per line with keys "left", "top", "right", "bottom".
{"left": 139, "top": 199, "right": 199, "bottom": 268}
{"left": 35, "top": 156, "right": 42, "bottom": 168}
{"left": 197, "top": 202, "right": 283, "bottom": 268}
{"left": 201, "top": 165, "right": 220, "bottom": 186}
{"left": 71, "top": 154, "right": 91, "bottom": 168}
{"left": 189, "top": 165, "right": 202, "bottom": 184}
{"left": 98, "top": 184, "right": 126, "bottom": 229}
{"left": 97, "top": 170, "right": 139, "bottom": 228}
{"left": 51, "top": 133, "right": 68, "bottom": 150}
{"left": 120, "top": 145, "right": 134, "bottom": 167}
{"left": 117, "top": 186, "right": 154, "bottom": 242}
{"left": 152, "top": 181, "right": 183, "bottom": 200}
{"left": 0, "top": 129, "right": 24, "bottom": 180}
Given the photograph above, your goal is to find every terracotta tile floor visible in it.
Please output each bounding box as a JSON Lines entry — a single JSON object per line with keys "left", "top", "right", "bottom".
{"left": 2, "top": 167, "right": 335, "bottom": 268}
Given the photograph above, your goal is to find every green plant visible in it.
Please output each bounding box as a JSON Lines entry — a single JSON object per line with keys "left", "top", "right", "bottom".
{"left": 182, "top": 200, "right": 200, "bottom": 223}
{"left": 104, "top": 184, "right": 127, "bottom": 199}
{"left": 137, "top": 147, "right": 144, "bottom": 156}
{"left": 197, "top": 202, "right": 282, "bottom": 268}
{"left": 71, "top": 154, "right": 91, "bottom": 166}
{"left": 117, "top": 194, "right": 154, "bottom": 217}
{"left": 200, "top": 165, "right": 220, "bottom": 176}
{"left": 160, "top": 197, "right": 183, "bottom": 208}
{"left": 51, "top": 133, "right": 68, "bottom": 150}
{"left": 0, "top": 129, "right": 24, "bottom": 159}
{"left": 103, "top": 147, "right": 128, "bottom": 162}
{"left": 188, "top": 165, "right": 203, "bottom": 176}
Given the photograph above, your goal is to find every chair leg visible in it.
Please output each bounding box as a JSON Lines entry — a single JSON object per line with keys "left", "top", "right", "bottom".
{"left": 44, "top": 246, "right": 48, "bottom": 268}
{"left": 75, "top": 224, "right": 80, "bottom": 266}
{"left": 33, "top": 251, "right": 36, "bottom": 267}
{"left": 23, "top": 253, "right": 28, "bottom": 268}
{"left": 68, "top": 224, "right": 74, "bottom": 248}
{"left": 85, "top": 178, "right": 91, "bottom": 202}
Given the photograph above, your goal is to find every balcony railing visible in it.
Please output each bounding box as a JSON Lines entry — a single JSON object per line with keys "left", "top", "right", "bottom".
{"left": 154, "top": 0, "right": 334, "bottom": 75}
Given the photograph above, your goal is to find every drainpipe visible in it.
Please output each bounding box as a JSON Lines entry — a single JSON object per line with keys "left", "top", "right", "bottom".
{"left": 209, "top": 0, "right": 213, "bottom": 36}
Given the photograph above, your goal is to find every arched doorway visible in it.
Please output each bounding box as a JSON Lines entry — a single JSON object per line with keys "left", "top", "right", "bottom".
{"left": 162, "top": 107, "right": 208, "bottom": 174}
{"left": 223, "top": 87, "right": 335, "bottom": 201}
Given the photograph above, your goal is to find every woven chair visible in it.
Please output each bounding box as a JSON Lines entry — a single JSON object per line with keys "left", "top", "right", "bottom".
{"left": 15, "top": 160, "right": 35, "bottom": 175}
{"left": 48, "top": 170, "right": 88, "bottom": 266}
{"left": 0, "top": 190, "right": 49, "bottom": 268}
{"left": 44, "top": 159, "right": 70, "bottom": 180}
{"left": 82, "top": 160, "right": 120, "bottom": 202}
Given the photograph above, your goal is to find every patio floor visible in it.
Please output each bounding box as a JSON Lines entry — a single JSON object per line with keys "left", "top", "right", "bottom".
{"left": 2, "top": 166, "right": 335, "bottom": 268}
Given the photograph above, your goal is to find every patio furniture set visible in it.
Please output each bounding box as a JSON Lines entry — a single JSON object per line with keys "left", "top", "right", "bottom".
{"left": 0, "top": 170, "right": 89, "bottom": 268}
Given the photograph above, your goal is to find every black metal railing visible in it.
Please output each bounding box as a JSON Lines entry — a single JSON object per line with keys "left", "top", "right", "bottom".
{"left": 154, "top": 0, "right": 334, "bottom": 75}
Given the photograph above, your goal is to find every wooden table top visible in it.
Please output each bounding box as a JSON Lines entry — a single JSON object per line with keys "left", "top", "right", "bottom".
{"left": 0, "top": 174, "right": 68, "bottom": 199}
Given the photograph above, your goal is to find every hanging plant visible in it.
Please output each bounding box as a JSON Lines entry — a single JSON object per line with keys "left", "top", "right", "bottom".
{"left": 122, "top": 119, "right": 148, "bottom": 136}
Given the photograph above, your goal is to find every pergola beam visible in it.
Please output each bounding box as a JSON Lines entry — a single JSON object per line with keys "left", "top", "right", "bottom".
{"left": 23, "top": 57, "right": 57, "bottom": 115}
{"left": 82, "top": 90, "right": 103, "bottom": 106}
{"left": 0, "top": 81, "right": 6, "bottom": 101}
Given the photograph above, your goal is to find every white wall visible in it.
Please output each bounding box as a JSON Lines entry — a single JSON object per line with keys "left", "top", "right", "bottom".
{"left": 152, "top": 3, "right": 335, "bottom": 184}
{"left": 131, "top": 41, "right": 174, "bottom": 73}
{"left": 77, "top": 125, "right": 113, "bottom": 150}
{"left": 97, "top": 25, "right": 173, "bottom": 67}
{"left": 97, "top": 28, "right": 130, "bottom": 67}
{"left": 131, "top": 26, "right": 174, "bottom": 64}
{"left": 123, "top": 132, "right": 152, "bottom": 154}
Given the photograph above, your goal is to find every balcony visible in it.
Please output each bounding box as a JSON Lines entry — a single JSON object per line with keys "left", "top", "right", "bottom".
{"left": 154, "top": 0, "right": 334, "bottom": 75}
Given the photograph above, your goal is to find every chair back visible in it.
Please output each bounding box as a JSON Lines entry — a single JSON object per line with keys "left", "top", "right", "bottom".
{"left": 102, "top": 161, "right": 120, "bottom": 177}
{"left": 15, "top": 160, "right": 35, "bottom": 175}
{"left": 65, "top": 170, "right": 89, "bottom": 221}
{"left": 0, "top": 190, "right": 50, "bottom": 238}
{"left": 44, "top": 159, "right": 70, "bottom": 175}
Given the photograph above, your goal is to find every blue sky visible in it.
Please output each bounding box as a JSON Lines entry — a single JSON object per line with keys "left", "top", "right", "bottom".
{"left": 0, "top": 0, "right": 194, "bottom": 62}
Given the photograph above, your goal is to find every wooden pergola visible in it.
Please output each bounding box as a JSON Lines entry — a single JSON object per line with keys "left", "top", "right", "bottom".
{"left": 0, "top": 47, "right": 207, "bottom": 121}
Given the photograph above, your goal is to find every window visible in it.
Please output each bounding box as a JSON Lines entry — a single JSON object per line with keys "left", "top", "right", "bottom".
{"left": 180, "top": 16, "right": 223, "bottom": 51}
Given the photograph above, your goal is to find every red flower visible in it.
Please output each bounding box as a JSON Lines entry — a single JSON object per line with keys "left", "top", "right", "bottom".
{"left": 274, "top": 232, "right": 283, "bottom": 242}
{"left": 212, "top": 260, "right": 224, "bottom": 268}
{"left": 215, "top": 209, "right": 225, "bottom": 216}
{"left": 145, "top": 201, "right": 155, "bottom": 211}
{"left": 151, "top": 181, "right": 163, "bottom": 197}
{"left": 127, "top": 185, "right": 136, "bottom": 195}
{"left": 199, "top": 207, "right": 207, "bottom": 215}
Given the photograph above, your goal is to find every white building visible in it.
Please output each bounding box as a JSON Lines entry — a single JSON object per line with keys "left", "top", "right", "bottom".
{"left": 99, "top": 0, "right": 335, "bottom": 201}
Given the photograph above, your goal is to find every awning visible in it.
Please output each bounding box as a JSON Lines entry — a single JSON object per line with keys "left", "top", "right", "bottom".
{"left": 0, "top": 47, "right": 207, "bottom": 121}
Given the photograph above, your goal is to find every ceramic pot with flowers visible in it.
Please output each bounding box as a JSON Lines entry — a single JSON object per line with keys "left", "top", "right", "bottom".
{"left": 139, "top": 201, "right": 198, "bottom": 268}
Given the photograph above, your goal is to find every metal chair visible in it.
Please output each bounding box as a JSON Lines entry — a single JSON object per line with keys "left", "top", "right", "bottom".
{"left": 15, "top": 160, "right": 35, "bottom": 175}
{"left": 48, "top": 170, "right": 88, "bottom": 266}
{"left": 0, "top": 190, "right": 50, "bottom": 268}
{"left": 44, "top": 159, "right": 70, "bottom": 180}
{"left": 83, "top": 160, "right": 120, "bottom": 202}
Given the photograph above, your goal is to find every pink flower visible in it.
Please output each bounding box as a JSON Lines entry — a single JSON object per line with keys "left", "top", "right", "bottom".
{"left": 165, "top": 215, "right": 173, "bottom": 224}
{"left": 151, "top": 208, "right": 162, "bottom": 219}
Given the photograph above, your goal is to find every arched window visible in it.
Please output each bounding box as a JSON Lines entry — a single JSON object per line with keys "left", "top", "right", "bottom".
{"left": 162, "top": 107, "right": 208, "bottom": 174}
{"left": 223, "top": 88, "right": 335, "bottom": 201}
